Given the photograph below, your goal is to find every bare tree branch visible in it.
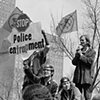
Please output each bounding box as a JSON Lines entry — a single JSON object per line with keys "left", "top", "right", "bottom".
{"left": 93, "top": 80, "right": 100, "bottom": 91}
{"left": 82, "top": 0, "right": 100, "bottom": 93}
{"left": 50, "top": 12, "right": 74, "bottom": 60}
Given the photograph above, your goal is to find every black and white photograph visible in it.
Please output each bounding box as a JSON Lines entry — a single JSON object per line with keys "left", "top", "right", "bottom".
{"left": 0, "top": 0, "right": 100, "bottom": 100}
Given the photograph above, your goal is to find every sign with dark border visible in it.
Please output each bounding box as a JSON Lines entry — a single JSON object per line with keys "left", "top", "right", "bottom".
{"left": 15, "top": 14, "right": 31, "bottom": 32}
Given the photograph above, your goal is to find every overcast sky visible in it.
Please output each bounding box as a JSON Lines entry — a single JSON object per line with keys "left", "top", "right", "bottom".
{"left": 16, "top": 0, "right": 83, "bottom": 78}
{"left": 16, "top": 0, "right": 83, "bottom": 33}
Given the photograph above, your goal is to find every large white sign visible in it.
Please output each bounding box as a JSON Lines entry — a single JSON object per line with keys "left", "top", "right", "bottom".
{"left": 7, "top": 22, "right": 45, "bottom": 59}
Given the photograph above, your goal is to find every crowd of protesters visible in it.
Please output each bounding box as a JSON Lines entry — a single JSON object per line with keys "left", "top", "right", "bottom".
{"left": 21, "top": 30, "right": 97, "bottom": 100}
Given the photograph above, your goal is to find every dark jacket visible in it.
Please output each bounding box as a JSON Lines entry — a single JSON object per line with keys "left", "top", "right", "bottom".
{"left": 72, "top": 48, "right": 96, "bottom": 84}
{"left": 41, "top": 78, "right": 58, "bottom": 99}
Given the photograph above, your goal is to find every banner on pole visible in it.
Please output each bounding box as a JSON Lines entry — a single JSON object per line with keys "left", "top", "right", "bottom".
{"left": 56, "top": 10, "right": 78, "bottom": 36}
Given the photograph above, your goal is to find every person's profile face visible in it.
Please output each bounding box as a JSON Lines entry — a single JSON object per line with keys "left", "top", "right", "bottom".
{"left": 80, "top": 36, "right": 87, "bottom": 47}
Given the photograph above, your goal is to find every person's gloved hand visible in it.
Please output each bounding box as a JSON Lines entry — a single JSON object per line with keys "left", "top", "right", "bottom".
{"left": 41, "top": 30, "right": 45, "bottom": 35}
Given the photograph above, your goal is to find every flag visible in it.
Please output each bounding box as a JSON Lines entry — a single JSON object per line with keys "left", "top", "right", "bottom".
{"left": 56, "top": 10, "right": 78, "bottom": 36}
{"left": 0, "top": 7, "right": 23, "bottom": 53}
{"left": 2, "top": 7, "right": 23, "bottom": 33}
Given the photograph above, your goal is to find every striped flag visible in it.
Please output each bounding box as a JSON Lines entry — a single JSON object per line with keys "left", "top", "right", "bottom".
{"left": 56, "top": 10, "right": 78, "bottom": 36}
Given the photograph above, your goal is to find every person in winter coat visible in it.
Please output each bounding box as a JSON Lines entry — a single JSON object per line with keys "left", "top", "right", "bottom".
{"left": 72, "top": 35, "right": 96, "bottom": 100}
{"left": 57, "top": 77, "right": 82, "bottom": 100}
{"left": 41, "top": 64, "right": 58, "bottom": 100}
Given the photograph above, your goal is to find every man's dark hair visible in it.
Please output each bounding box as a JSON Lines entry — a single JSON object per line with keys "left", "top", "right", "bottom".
{"left": 80, "top": 35, "right": 91, "bottom": 47}
{"left": 22, "top": 84, "right": 52, "bottom": 100}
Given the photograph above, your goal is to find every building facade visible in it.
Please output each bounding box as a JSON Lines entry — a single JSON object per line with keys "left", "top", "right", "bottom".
{"left": 0, "top": 0, "right": 15, "bottom": 28}
{"left": 46, "top": 33, "right": 64, "bottom": 84}
{"left": 0, "top": 0, "right": 15, "bottom": 100}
